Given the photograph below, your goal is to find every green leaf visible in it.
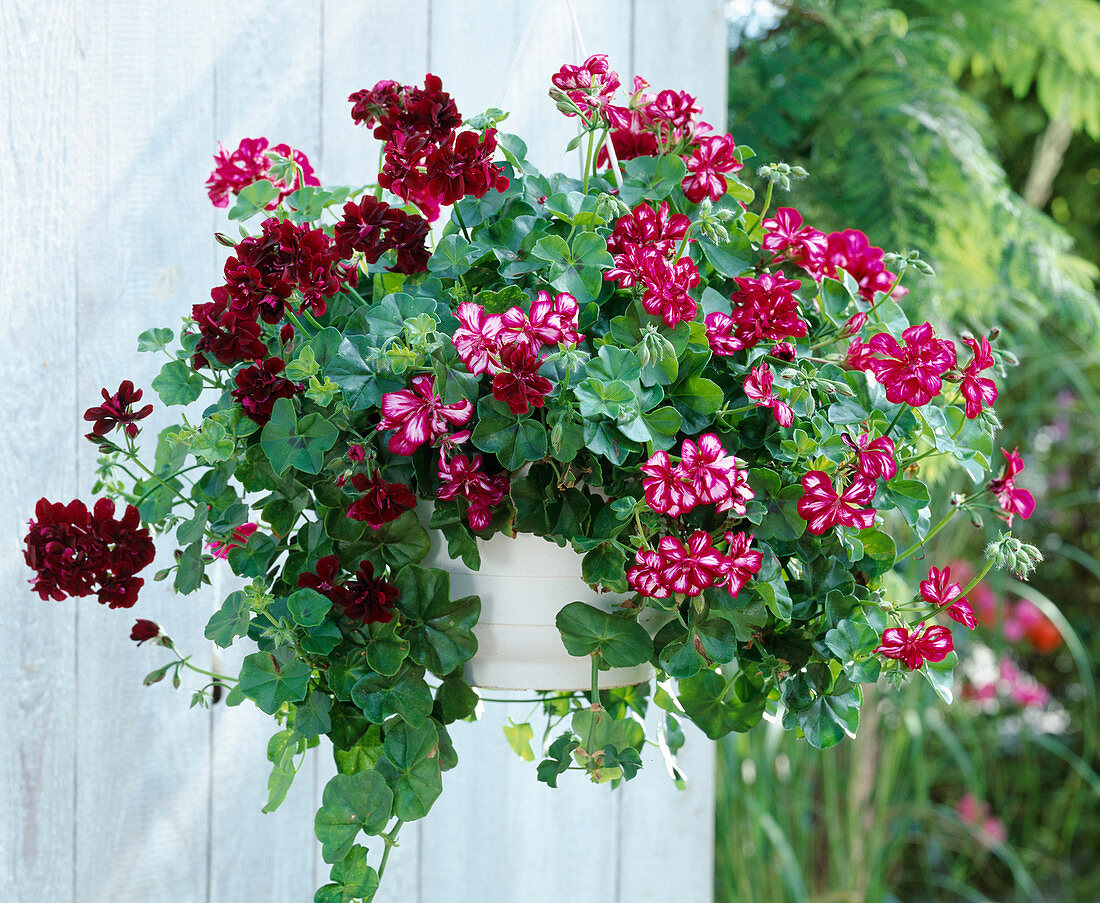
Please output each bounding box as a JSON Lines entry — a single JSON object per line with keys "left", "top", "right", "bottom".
{"left": 432, "top": 674, "right": 479, "bottom": 724}
{"left": 152, "top": 359, "right": 203, "bottom": 406}
{"left": 677, "top": 669, "right": 766, "bottom": 739}
{"left": 176, "top": 505, "right": 208, "bottom": 546}
{"left": 137, "top": 327, "right": 173, "bottom": 353}
{"left": 315, "top": 771, "right": 393, "bottom": 864}
{"left": 259, "top": 398, "right": 331, "bottom": 475}
{"left": 228, "top": 180, "right": 281, "bottom": 220}
{"left": 669, "top": 376, "right": 724, "bottom": 433}
{"left": 854, "top": 528, "right": 896, "bottom": 579}
{"left": 326, "top": 334, "right": 405, "bottom": 410}
{"left": 287, "top": 587, "right": 332, "bottom": 627}
{"left": 393, "top": 565, "right": 480, "bottom": 676}
{"left": 354, "top": 509, "right": 431, "bottom": 571}
{"left": 470, "top": 395, "right": 547, "bottom": 471}
{"left": 295, "top": 690, "right": 334, "bottom": 738}
{"left": 351, "top": 670, "right": 434, "bottom": 727}
{"left": 204, "top": 590, "right": 251, "bottom": 647}
{"left": 226, "top": 531, "right": 279, "bottom": 578}
{"left": 239, "top": 648, "right": 312, "bottom": 715}
{"left": 376, "top": 720, "right": 443, "bottom": 821}
{"left": 555, "top": 601, "right": 652, "bottom": 667}
{"left": 320, "top": 845, "right": 380, "bottom": 903}
{"left": 787, "top": 687, "right": 861, "bottom": 750}
{"left": 920, "top": 650, "right": 958, "bottom": 704}
{"left": 363, "top": 619, "right": 410, "bottom": 676}
{"left": 427, "top": 234, "right": 473, "bottom": 278}
{"left": 699, "top": 236, "right": 755, "bottom": 278}
{"left": 619, "top": 154, "right": 687, "bottom": 205}
{"left": 174, "top": 541, "right": 205, "bottom": 594}
{"left": 503, "top": 720, "right": 536, "bottom": 761}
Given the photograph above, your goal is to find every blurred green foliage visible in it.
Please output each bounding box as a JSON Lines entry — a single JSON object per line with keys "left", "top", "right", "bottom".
{"left": 719, "top": 1, "right": 1100, "bottom": 898}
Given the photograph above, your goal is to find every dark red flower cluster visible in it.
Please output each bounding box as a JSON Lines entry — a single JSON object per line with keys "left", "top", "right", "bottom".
{"left": 437, "top": 451, "right": 510, "bottom": 530}
{"left": 704, "top": 273, "right": 807, "bottom": 354}
{"left": 297, "top": 555, "right": 397, "bottom": 624}
{"left": 796, "top": 471, "right": 877, "bottom": 535}
{"left": 206, "top": 137, "right": 319, "bottom": 209}
{"left": 24, "top": 497, "right": 156, "bottom": 609}
{"left": 867, "top": 322, "right": 957, "bottom": 407}
{"left": 875, "top": 623, "right": 954, "bottom": 670}
{"left": 681, "top": 134, "right": 742, "bottom": 204}
{"left": 987, "top": 447, "right": 1036, "bottom": 526}
{"left": 222, "top": 216, "right": 357, "bottom": 322}
{"left": 230, "top": 357, "right": 301, "bottom": 425}
{"left": 83, "top": 380, "right": 154, "bottom": 440}
{"left": 640, "top": 434, "right": 754, "bottom": 517}
{"left": 627, "top": 529, "right": 762, "bottom": 600}
{"left": 191, "top": 289, "right": 268, "bottom": 369}
{"left": 606, "top": 202, "right": 701, "bottom": 327}
{"left": 492, "top": 343, "right": 553, "bottom": 415}
{"left": 349, "top": 75, "right": 462, "bottom": 143}
{"left": 332, "top": 196, "right": 431, "bottom": 274}
{"left": 130, "top": 618, "right": 161, "bottom": 644}
{"left": 347, "top": 471, "right": 417, "bottom": 527}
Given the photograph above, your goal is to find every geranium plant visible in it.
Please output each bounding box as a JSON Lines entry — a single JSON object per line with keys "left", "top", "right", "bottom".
{"left": 25, "top": 54, "right": 1042, "bottom": 902}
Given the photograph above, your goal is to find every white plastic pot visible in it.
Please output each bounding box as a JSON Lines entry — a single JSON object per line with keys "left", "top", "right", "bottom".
{"left": 420, "top": 519, "right": 655, "bottom": 691}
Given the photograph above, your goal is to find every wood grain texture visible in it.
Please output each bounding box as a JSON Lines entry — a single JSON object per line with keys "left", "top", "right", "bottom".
{"left": 71, "top": 2, "right": 216, "bottom": 901}
{"left": 0, "top": 2, "right": 80, "bottom": 900}
{"left": 207, "top": 5, "right": 325, "bottom": 900}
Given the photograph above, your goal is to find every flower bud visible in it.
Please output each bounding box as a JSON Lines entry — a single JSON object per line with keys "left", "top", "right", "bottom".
{"left": 985, "top": 532, "right": 1044, "bottom": 579}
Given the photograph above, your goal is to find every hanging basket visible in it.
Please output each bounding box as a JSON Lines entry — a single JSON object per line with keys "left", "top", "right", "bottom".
{"left": 421, "top": 522, "right": 655, "bottom": 691}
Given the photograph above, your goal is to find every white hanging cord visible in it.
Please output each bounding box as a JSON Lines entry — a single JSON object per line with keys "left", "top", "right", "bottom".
{"left": 495, "top": 1, "right": 545, "bottom": 109}
{"left": 565, "top": 0, "right": 589, "bottom": 61}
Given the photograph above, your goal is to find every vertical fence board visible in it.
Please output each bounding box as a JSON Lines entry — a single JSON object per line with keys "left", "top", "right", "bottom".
{"left": 206, "top": 5, "right": 325, "bottom": 901}
{"left": 0, "top": 2, "right": 79, "bottom": 901}
{"left": 71, "top": 3, "right": 217, "bottom": 901}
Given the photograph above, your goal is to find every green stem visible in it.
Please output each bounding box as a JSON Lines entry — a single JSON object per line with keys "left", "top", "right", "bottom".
{"left": 589, "top": 654, "right": 600, "bottom": 708}
{"left": 453, "top": 204, "right": 473, "bottom": 243}
{"left": 302, "top": 309, "right": 326, "bottom": 332}
{"left": 177, "top": 655, "right": 237, "bottom": 684}
{"left": 959, "top": 558, "right": 996, "bottom": 597}
{"left": 378, "top": 819, "right": 405, "bottom": 879}
{"left": 284, "top": 309, "right": 314, "bottom": 340}
{"left": 759, "top": 181, "right": 775, "bottom": 222}
{"left": 125, "top": 452, "right": 192, "bottom": 505}
{"left": 884, "top": 406, "right": 907, "bottom": 437}
{"left": 582, "top": 128, "right": 596, "bottom": 195}
{"left": 894, "top": 507, "right": 959, "bottom": 563}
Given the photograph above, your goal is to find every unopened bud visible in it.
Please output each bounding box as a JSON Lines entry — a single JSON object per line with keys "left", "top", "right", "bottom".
{"left": 985, "top": 532, "right": 1044, "bottom": 579}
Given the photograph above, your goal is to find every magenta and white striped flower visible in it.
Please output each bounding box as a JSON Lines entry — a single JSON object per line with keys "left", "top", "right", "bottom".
{"left": 703, "top": 311, "right": 744, "bottom": 356}
{"left": 676, "top": 433, "right": 750, "bottom": 512}
{"left": 452, "top": 302, "right": 503, "bottom": 375}
{"left": 920, "top": 565, "right": 976, "bottom": 629}
{"left": 378, "top": 374, "right": 473, "bottom": 455}
{"left": 717, "top": 531, "right": 763, "bottom": 597}
{"left": 960, "top": 335, "right": 998, "bottom": 420}
{"left": 656, "top": 530, "right": 724, "bottom": 596}
{"left": 640, "top": 450, "right": 696, "bottom": 516}
{"left": 744, "top": 364, "right": 793, "bottom": 427}
{"left": 796, "top": 470, "right": 877, "bottom": 535}
{"left": 875, "top": 623, "right": 954, "bottom": 670}
{"left": 626, "top": 548, "right": 671, "bottom": 600}
{"left": 437, "top": 450, "right": 509, "bottom": 530}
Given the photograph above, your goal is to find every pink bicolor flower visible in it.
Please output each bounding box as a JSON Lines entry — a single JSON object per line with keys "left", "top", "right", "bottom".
{"left": 676, "top": 434, "right": 753, "bottom": 514}
{"left": 822, "top": 229, "right": 906, "bottom": 302}
{"left": 452, "top": 302, "right": 504, "bottom": 375}
{"left": 744, "top": 364, "right": 794, "bottom": 428}
{"left": 703, "top": 311, "right": 743, "bottom": 356}
{"left": 640, "top": 253, "right": 700, "bottom": 328}
{"left": 796, "top": 470, "right": 877, "bottom": 534}
{"left": 524, "top": 290, "right": 583, "bottom": 347}
{"left": 378, "top": 374, "right": 473, "bottom": 455}
{"left": 771, "top": 341, "right": 796, "bottom": 362}
{"left": 867, "top": 322, "right": 957, "bottom": 407}
{"left": 682, "top": 134, "right": 742, "bottom": 204}
{"left": 843, "top": 338, "right": 876, "bottom": 371}
{"left": 842, "top": 312, "right": 868, "bottom": 336}
{"left": 717, "top": 531, "right": 764, "bottom": 597}
{"left": 987, "top": 447, "right": 1036, "bottom": 526}
{"left": 551, "top": 54, "right": 621, "bottom": 120}
{"left": 208, "top": 522, "right": 258, "bottom": 559}
{"left": 436, "top": 451, "right": 509, "bottom": 530}
{"left": 960, "top": 335, "right": 998, "bottom": 419}
{"left": 656, "top": 530, "right": 724, "bottom": 596}
{"left": 761, "top": 207, "right": 827, "bottom": 276}
{"left": 206, "top": 137, "right": 320, "bottom": 209}
{"left": 843, "top": 432, "right": 897, "bottom": 481}
{"left": 606, "top": 201, "right": 691, "bottom": 257}
{"left": 641, "top": 450, "right": 695, "bottom": 517}
{"left": 627, "top": 548, "right": 672, "bottom": 600}
{"left": 605, "top": 243, "right": 655, "bottom": 289}
{"left": 874, "top": 622, "right": 954, "bottom": 670}
{"left": 727, "top": 273, "right": 808, "bottom": 349}
{"left": 920, "top": 565, "right": 976, "bottom": 629}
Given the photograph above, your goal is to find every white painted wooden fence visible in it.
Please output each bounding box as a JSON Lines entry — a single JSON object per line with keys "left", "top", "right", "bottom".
{"left": 0, "top": 2, "right": 727, "bottom": 901}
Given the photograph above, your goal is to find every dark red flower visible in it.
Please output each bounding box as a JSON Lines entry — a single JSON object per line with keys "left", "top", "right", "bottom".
{"left": 492, "top": 344, "right": 553, "bottom": 415}
{"left": 348, "top": 472, "right": 417, "bottom": 527}
{"left": 191, "top": 289, "right": 268, "bottom": 369}
{"left": 83, "top": 380, "right": 154, "bottom": 440}
{"left": 385, "top": 211, "right": 432, "bottom": 275}
{"left": 354, "top": 74, "right": 462, "bottom": 143}
{"left": 231, "top": 358, "right": 300, "bottom": 425}
{"left": 378, "top": 131, "right": 432, "bottom": 202}
{"left": 437, "top": 451, "right": 509, "bottom": 530}
{"left": 130, "top": 619, "right": 161, "bottom": 644}
{"left": 682, "top": 134, "right": 742, "bottom": 204}
{"left": 24, "top": 497, "right": 155, "bottom": 608}
{"left": 348, "top": 80, "right": 404, "bottom": 131}
{"left": 601, "top": 126, "right": 659, "bottom": 163}
{"left": 423, "top": 128, "right": 510, "bottom": 207}
{"left": 867, "top": 323, "right": 957, "bottom": 407}
{"left": 960, "top": 335, "right": 998, "bottom": 419}
{"left": 334, "top": 195, "right": 402, "bottom": 261}
{"left": 726, "top": 273, "right": 808, "bottom": 349}
{"left": 987, "top": 447, "right": 1036, "bottom": 526}
{"left": 206, "top": 137, "right": 319, "bottom": 208}
{"left": 796, "top": 471, "right": 877, "bottom": 535}
{"left": 297, "top": 554, "right": 343, "bottom": 599}
{"left": 875, "top": 623, "right": 954, "bottom": 670}
{"left": 347, "top": 444, "right": 366, "bottom": 463}
{"left": 338, "top": 560, "right": 399, "bottom": 623}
